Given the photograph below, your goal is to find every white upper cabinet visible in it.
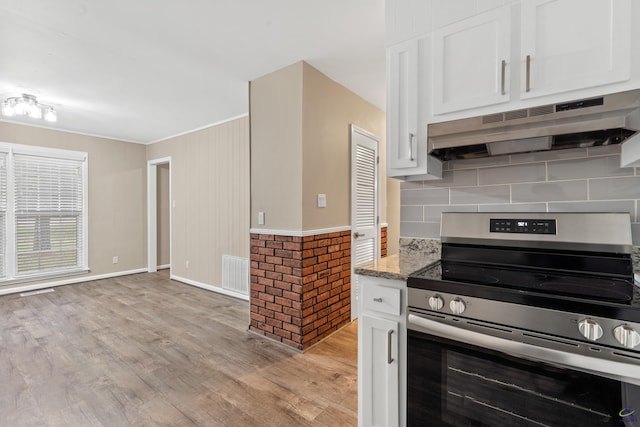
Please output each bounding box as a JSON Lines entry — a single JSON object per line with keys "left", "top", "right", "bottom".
{"left": 520, "top": 0, "right": 631, "bottom": 99}
{"left": 386, "top": 0, "right": 432, "bottom": 46}
{"left": 387, "top": 40, "right": 419, "bottom": 170}
{"left": 432, "top": 7, "right": 512, "bottom": 114}
{"left": 427, "top": 0, "right": 635, "bottom": 121}
{"left": 387, "top": 37, "right": 443, "bottom": 179}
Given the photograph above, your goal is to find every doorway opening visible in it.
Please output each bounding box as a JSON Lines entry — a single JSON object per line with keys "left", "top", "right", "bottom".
{"left": 147, "top": 157, "right": 172, "bottom": 272}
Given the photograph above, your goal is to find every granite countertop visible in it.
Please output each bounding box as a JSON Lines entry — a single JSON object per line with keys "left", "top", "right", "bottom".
{"left": 355, "top": 252, "right": 439, "bottom": 281}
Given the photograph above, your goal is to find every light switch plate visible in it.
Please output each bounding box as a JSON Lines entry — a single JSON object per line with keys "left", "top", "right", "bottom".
{"left": 258, "top": 211, "right": 265, "bottom": 225}
{"left": 317, "top": 194, "right": 326, "bottom": 208}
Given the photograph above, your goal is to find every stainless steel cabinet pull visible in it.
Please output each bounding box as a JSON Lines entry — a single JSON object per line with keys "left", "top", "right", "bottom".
{"left": 526, "top": 55, "right": 531, "bottom": 92}
{"left": 353, "top": 232, "right": 364, "bottom": 238}
{"left": 500, "top": 60, "right": 506, "bottom": 95}
{"left": 373, "top": 297, "right": 383, "bottom": 303}
{"left": 387, "top": 329, "right": 394, "bottom": 364}
{"left": 409, "top": 133, "right": 415, "bottom": 161}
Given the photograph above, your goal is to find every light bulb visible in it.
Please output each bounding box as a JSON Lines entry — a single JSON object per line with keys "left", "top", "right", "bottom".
{"left": 13, "top": 98, "right": 27, "bottom": 115}
{"left": 44, "top": 107, "right": 57, "bottom": 122}
{"left": 1, "top": 100, "right": 15, "bottom": 116}
{"left": 29, "top": 103, "right": 42, "bottom": 119}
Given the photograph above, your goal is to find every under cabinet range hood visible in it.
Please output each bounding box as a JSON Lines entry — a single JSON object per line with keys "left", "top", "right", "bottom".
{"left": 428, "top": 90, "right": 640, "bottom": 161}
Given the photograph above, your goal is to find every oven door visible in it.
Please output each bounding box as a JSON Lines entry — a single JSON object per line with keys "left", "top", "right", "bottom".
{"left": 407, "top": 313, "right": 640, "bottom": 427}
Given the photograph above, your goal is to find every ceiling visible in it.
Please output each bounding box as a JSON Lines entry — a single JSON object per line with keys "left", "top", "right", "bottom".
{"left": 0, "top": 0, "right": 386, "bottom": 144}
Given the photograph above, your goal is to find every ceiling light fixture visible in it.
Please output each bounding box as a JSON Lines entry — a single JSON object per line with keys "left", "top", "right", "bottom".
{"left": 1, "top": 94, "right": 57, "bottom": 122}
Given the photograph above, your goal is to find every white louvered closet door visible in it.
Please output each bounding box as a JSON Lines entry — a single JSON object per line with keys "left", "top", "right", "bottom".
{"left": 350, "top": 125, "right": 379, "bottom": 320}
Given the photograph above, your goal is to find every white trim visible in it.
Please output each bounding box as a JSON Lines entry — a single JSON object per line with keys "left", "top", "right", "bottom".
{"left": 157, "top": 264, "right": 170, "bottom": 270}
{"left": 149, "top": 113, "right": 249, "bottom": 144}
{"left": 0, "top": 142, "right": 88, "bottom": 161}
{"left": 0, "top": 268, "right": 148, "bottom": 296}
{"left": 250, "top": 225, "right": 351, "bottom": 237}
{"left": 170, "top": 274, "right": 250, "bottom": 301}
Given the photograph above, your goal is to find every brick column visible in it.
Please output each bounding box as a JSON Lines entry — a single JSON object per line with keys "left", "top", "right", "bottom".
{"left": 249, "top": 230, "right": 351, "bottom": 351}
{"left": 381, "top": 226, "right": 388, "bottom": 257}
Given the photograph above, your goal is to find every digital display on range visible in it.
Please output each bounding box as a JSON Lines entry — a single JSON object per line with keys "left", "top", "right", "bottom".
{"left": 490, "top": 218, "right": 557, "bottom": 234}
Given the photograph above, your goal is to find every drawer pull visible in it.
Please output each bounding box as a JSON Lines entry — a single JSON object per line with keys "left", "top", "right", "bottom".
{"left": 387, "top": 329, "right": 394, "bottom": 364}
{"left": 373, "top": 297, "right": 383, "bottom": 303}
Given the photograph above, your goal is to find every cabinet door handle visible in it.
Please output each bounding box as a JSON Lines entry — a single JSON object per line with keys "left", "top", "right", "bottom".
{"left": 526, "top": 55, "right": 531, "bottom": 92}
{"left": 409, "top": 133, "right": 415, "bottom": 161}
{"left": 500, "top": 60, "right": 506, "bottom": 95}
{"left": 353, "top": 232, "right": 364, "bottom": 238}
{"left": 387, "top": 329, "right": 394, "bottom": 364}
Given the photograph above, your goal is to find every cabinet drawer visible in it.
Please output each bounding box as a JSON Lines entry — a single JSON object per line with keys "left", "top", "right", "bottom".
{"left": 362, "top": 284, "right": 402, "bottom": 316}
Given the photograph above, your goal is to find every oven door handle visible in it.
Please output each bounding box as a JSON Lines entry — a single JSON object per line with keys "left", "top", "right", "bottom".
{"left": 408, "top": 314, "right": 640, "bottom": 386}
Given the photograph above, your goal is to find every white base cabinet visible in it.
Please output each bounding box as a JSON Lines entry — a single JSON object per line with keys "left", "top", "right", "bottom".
{"left": 358, "top": 276, "right": 406, "bottom": 427}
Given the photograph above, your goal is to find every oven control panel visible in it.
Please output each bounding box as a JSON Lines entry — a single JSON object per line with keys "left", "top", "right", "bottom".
{"left": 490, "top": 218, "right": 556, "bottom": 234}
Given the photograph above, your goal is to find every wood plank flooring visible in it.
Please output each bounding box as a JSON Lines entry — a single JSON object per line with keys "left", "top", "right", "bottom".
{"left": 0, "top": 271, "right": 357, "bottom": 426}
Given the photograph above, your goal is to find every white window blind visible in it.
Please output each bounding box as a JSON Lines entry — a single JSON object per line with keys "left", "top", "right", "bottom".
{"left": 0, "top": 152, "right": 7, "bottom": 278}
{"left": 13, "top": 154, "right": 85, "bottom": 275}
{"left": 0, "top": 143, "right": 88, "bottom": 283}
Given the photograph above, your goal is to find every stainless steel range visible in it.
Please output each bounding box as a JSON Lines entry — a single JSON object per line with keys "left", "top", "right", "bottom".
{"left": 406, "top": 212, "right": 640, "bottom": 427}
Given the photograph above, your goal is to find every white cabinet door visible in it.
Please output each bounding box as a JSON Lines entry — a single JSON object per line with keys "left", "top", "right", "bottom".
{"left": 387, "top": 39, "right": 419, "bottom": 170}
{"left": 520, "top": 0, "right": 631, "bottom": 99}
{"left": 360, "top": 315, "right": 399, "bottom": 427}
{"left": 387, "top": 37, "right": 443, "bottom": 180}
{"left": 433, "top": 6, "right": 511, "bottom": 115}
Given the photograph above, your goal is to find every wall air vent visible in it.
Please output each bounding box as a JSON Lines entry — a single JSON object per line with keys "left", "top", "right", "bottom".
{"left": 482, "top": 113, "right": 504, "bottom": 124}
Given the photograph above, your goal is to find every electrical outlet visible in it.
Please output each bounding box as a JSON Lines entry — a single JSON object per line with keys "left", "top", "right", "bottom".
{"left": 112, "top": 256, "right": 118, "bottom": 264}
{"left": 186, "top": 260, "right": 190, "bottom": 269}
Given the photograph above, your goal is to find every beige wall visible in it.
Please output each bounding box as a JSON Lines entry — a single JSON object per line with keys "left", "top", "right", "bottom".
{"left": 250, "top": 62, "right": 304, "bottom": 230}
{"left": 301, "top": 62, "right": 390, "bottom": 230}
{"left": 0, "top": 121, "right": 147, "bottom": 290}
{"left": 146, "top": 116, "right": 250, "bottom": 287}
{"left": 157, "top": 163, "right": 171, "bottom": 266}
{"left": 250, "top": 61, "right": 399, "bottom": 254}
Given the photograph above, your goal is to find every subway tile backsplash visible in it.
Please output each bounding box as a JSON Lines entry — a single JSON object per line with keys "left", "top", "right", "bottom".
{"left": 400, "top": 145, "right": 640, "bottom": 245}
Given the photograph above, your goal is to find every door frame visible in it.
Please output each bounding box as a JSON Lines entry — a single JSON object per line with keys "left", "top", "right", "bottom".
{"left": 350, "top": 124, "right": 380, "bottom": 320}
{"left": 147, "top": 157, "right": 172, "bottom": 272}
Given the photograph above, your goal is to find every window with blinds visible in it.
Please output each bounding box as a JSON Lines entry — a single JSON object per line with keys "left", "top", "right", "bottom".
{"left": 0, "top": 144, "right": 88, "bottom": 282}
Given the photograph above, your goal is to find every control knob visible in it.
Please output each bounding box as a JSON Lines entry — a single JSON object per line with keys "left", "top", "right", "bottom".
{"left": 578, "top": 319, "right": 603, "bottom": 342}
{"left": 428, "top": 295, "right": 444, "bottom": 311}
{"left": 449, "top": 298, "right": 466, "bottom": 315}
{"left": 613, "top": 325, "right": 640, "bottom": 349}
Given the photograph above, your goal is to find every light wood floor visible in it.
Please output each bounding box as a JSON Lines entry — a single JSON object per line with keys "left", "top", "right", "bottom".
{"left": 0, "top": 270, "right": 357, "bottom": 426}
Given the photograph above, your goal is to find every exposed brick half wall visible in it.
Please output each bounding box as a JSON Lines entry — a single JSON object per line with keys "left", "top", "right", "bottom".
{"left": 249, "top": 230, "right": 351, "bottom": 351}
{"left": 381, "top": 226, "right": 388, "bottom": 258}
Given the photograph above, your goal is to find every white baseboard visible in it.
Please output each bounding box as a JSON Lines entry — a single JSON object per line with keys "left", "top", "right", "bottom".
{"left": 157, "top": 264, "right": 170, "bottom": 270}
{"left": 170, "top": 274, "right": 250, "bottom": 301}
{"left": 0, "top": 268, "right": 148, "bottom": 296}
